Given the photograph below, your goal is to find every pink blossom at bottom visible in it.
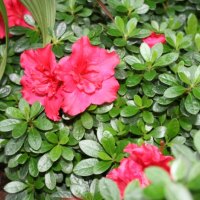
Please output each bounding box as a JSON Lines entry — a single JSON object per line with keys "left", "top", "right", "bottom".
{"left": 106, "top": 143, "right": 173, "bottom": 198}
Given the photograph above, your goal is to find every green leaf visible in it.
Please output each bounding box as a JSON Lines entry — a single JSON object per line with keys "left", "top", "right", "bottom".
{"left": 142, "top": 111, "right": 154, "bottom": 124}
{"left": 21, "top": 0, "right": 56, "bottom": 46}
{"left": 140, "top": 42, "right": 151, "bottom": 62}
{"left": 124, "top": 181, "right": 144, "bottom": 200}
{"left": 124, "top": 55, "right": 141, "bottom": 65}
{"left": 120, "top": 106, "right": 139, "bottom": 117}
{"left": 154, "top": 53, "right": 179, "bottom": 67}
{"left": 126, "top": 74, "right": 142, "bottom": 87}
{"left": 93, "top": 161, "right": 112, "bottom": 175}
{"left": 29, "top": 157, "right": 39, "bottom": 177}
{"left": 58, "top": 128, "right": 69, "bottom": 145}
{"left": 193, "top": 87, "right": 200, "bottom": 100}
{"left": 166, "top": 118, "right": 180, "bottom": 140}
{"left": 28, "top": 128, "right": 42, "bottom": 150}
{"left": 185, "top": 13, "right": 198, "bottom": 35}
{"left": 150, "top": 126, "right": 167, "bottom": 138}
{"left": 101, "top": 132, "right": 116, "bottom": 156}
{"left": 115, "top": 16, "right": 125, "bottom": 33}
{"left": 62, "top": 147, "right": 74, "bottom": 161}
{"left": 165, "top": 183, "right": 193, "bottom": 200}
{"left": 73, "top": 158, "right": 98, "bottom": 176}
{"left": 126, "top": 18, "right": 137, "bottom": 36}
{"left": 81, "top": 112, "right": 93, "bottom": 129}
{"left": 145, "top": 167, "right": 170, "bottom": 184}
{"left": 79, "top": 140, "right": 103, "bottom": 158}
{"left": 33, "top": 117, "right": 53, "bottom": 131}
{"left": 194, "top": 131, "right": 200, "bottom": 154}
{"left": 45, "top": 132, "right": 58, "bottom": 144}
{"left": 159, "top": 73, "right": 179, "bottom": 86}
{"left": 144, "top": 70, "right": 157, "bottom": 81}
{"left": 114, "top": 38, "right": 127, "bottom": 47}
{"left": 164, "top": 86, "right": 186, "bottom": 98}
{"left": 30, "top": 101, "right": 43, "bottom": 119}
{"left": 0, "top": 85, "right": 11, "bottom": 98}
{"left": 99, "top": 178, "right": 120, "bottom": 200}
{"left": 49, "top": 145, "right": 62, "bottom": 162}
{"left": 19, "top": 99, "right": 30, "bottom": 120}
{"left": 6, "top": 107, "right": 24, "bottom": 119}
{"left": 72, "top": 120, "right": 85, "bottom": 141}
{"left": 0, "top": 119, "right": 20, "bottom": 132}
{"left": 55, "top": 22, "right": 67, "bottom": 38}
{"left": 12, "top": 122, "right": 28, "bottom": 138}
{"left": 171, "top": 157, "right": 189, "bottom": 181}
{"left": 45, "top": 171, "right": 56, "bottom": 190}
{"left": 4, "top": 181, "right": 27, "bottom": 194}
{"left": 5, "top": 136, "right": 26, "bottom": 156}
{"left": 184, "top": 93, "right": 200, "bottom": 115}
{"left": 38, "top": 154, "right": 53, "bottom": 172}
{"left": 0, "top": 0, "right": 9, "bottom": 80}
{"left": 195, "top": 33, "right": 200, "bottom": 51}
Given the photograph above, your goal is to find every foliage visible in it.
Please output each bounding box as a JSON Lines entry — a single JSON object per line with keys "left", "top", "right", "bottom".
{"left": 0, "top": 0, "right": 200, "bottom": 199}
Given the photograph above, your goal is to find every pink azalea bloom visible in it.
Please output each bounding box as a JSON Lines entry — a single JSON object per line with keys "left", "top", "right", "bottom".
{"left": 58, "top": 36, "right": 120, "bottom": 116}
{"left": 106, "top": 143, "right": 173, "bottom": 198}
{"left": 20, "top": 45, "right": 64, "bottom": 121}
{"left": 142, "top": 32, "right": 166, "bottom": 47}
{"left": 0, "top": 0, "right": 33, "bottom": 39}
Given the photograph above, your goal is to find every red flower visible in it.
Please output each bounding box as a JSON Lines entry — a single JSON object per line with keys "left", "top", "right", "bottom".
{"left": 20, "top": 45, "right": 64, "bottom": 121}
{"left": 58, "top": 36, "right": 120, "bottom": 116}
{"left": 142, "top": 32, "right": 166, "bottom": 47}
{"left": 0, "top": 0, "right": 33, "bottom": 39}
{"left": 0, "top": 15, "right": 5, "bottom": 39}
{"left": 106, "top": 143, "right": 173, "bottom": 198}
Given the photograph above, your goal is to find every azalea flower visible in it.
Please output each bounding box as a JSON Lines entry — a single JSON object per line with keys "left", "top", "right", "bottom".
{"left": 0, "top": 0, "right": 33, "bottom": 39}
{"left": 0, "top": 15, "right": 5, "bottom": 39}
{"left": 20, "top": 45, "right": 64, "bottom": 121}
{"left": 58, "top": 36, "right": 120, "bottom": 116}
{"left": 106, "top": 143, "right": 173, "bottom": 198}
{"left": 142, "top": 32, "right": 166, "bottom": 47}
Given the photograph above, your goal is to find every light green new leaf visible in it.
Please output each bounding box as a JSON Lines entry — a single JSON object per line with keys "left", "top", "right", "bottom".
{"left": 21, "top": 0, "right": 56, "bottom": 46}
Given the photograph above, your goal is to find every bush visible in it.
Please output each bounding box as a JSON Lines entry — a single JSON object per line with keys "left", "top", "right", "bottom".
{"left": 0, "top": 0, "right": 200, "bottom": 199}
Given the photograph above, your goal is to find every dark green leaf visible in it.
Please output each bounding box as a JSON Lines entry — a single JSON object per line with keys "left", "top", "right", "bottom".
{"left": 79, "top": 140, "right": 103, "bottom": 158}
{"left": 49, "top": 145, "right": 62, "bottom": 162}
{"left": 33, "top": 117, "right": 53, "bottom": 131}
{"left": 28, "top": 128, "right": 42, "bottom": 150}
{"left": 38, "top": 154, "right": 53, "bottom": 172}
{"left": 164, "top": 86, "right": 186, "bottom": 98}
{"left": 45, "top": 171, "right": 56, "bottom": 190}
{"left": 73, "top": 158, "right": 98, "bottom": 176}
{"left": 81, "top": 112, "right": 93, "bottom": 129}
{"left": 99, "top": 178, "right": 120, "bottom": 200}
{"left": 4, "top": 181, "right": 27, "bottom": 194}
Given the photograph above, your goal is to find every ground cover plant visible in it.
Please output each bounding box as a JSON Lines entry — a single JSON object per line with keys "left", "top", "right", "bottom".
{"left": 1, "top": 0, "right": 200, "bottom": 200}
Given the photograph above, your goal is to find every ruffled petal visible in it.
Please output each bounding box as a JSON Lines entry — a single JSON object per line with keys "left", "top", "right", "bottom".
{"left": 62, "top": 89, "right": 91, "bottom": 116}
{"left": 91, "top": 77, "right": 119, "bottom": 105}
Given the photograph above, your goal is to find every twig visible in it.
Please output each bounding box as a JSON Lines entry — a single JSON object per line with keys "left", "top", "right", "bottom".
{"left": 96, "top": 0, "right": 114, "bottom": 21}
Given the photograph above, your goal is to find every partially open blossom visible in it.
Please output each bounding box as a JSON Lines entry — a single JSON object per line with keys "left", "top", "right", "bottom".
{"left": 20, "top": 45, "right": 64, "bottom": 121}
{"left": 58, "top": 36, "right": 120, "bottom": 116}
{"left": 0, "top": 0, "right": 33, "bottom": 39}
{"left": 142, "top": 32, "right": 166, "bottom": 47}
{"left": 106, "top": 143, "right": 173, "bottom": 198}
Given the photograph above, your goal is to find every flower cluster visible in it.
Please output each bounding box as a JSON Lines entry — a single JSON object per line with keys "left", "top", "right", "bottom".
{"left": 0, "top": 0, "right": 33, "bottom": 38}
{"left": 106, "top": 143, "right": 173, "bottom": 198}
{"left": 20, "top": 36, "right": 120, "bottom": 121}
